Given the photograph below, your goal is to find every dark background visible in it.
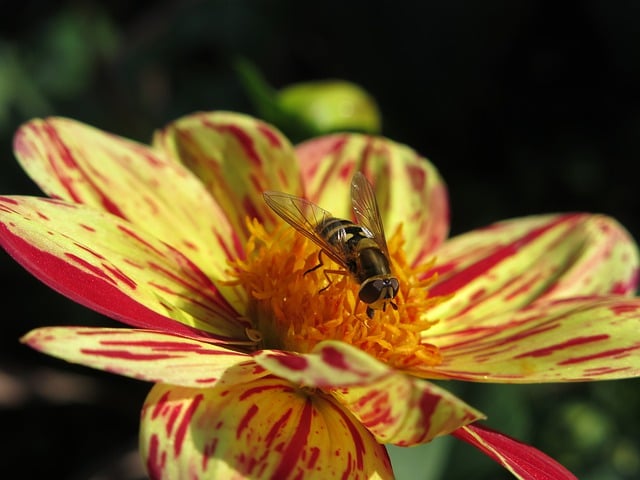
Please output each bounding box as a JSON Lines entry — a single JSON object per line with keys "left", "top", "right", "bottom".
{"left": 1, "top": 1, "right": 639, "bottom": 479}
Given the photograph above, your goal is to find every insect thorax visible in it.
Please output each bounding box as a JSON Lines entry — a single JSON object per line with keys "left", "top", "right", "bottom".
{"left": 316, "top": 218, "right": 372, "bottom": 249}
{"left": 315, "top": 217, "right": 391, "bottom": 283}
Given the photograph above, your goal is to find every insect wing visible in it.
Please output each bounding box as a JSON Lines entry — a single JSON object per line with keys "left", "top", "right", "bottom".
{"left": 262, "top": 191, "right": 350, "bottom": 267}
{"left": 350, "top": 172, "right": 390, "bottom": 257}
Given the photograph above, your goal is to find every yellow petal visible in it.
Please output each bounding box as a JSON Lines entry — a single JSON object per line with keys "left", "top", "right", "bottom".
{"left": 426, "top": 296, "right": 640, "bottom": 382}
{"left": 22, "top": 327, "right": 266, "bottom": 386}
{"left": 296, "top": 134, "right": 449, "bottom": 264}
{"left": 13, "top": 118, "right": 243, "bottom": 308}
{"left": 428, "top": 213, "right": 639, "bottom": 327}
{"left": 153, "top": 111, "right": 301, "bottom": 239}
{"left": 140, "top": 380, "right": 393, "bottom": 479}
{"left": 0, "top": 196, "right": 246, "bottom": 338}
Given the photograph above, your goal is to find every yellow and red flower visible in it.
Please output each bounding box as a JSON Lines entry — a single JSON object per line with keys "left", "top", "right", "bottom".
{"left": 2, "top": 112, "right": 639, "bottom": 479}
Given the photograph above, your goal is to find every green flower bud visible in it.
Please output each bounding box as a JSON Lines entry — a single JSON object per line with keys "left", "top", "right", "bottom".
{"left": 276, "top": 80, "right": 381, "bottom": 135}
{"left": 235, "top": 58, "right": 382, "bottom": 141}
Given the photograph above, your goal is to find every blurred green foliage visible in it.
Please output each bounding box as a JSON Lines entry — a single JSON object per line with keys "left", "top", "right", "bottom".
{"left": 0, "top": 7, "right": 118, "bottom": 128}
{"left": 1, "top": 1, "right": 639, "bottom": 479}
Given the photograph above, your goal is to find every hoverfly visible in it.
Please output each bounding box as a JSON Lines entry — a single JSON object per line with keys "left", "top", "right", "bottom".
{"left": 263, "top": 172, "right": 399, "bottom": 318}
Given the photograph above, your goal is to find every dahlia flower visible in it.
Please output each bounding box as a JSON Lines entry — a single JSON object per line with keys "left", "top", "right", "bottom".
{"left": 2, "top": 111, "right": 639, "bottom": 479}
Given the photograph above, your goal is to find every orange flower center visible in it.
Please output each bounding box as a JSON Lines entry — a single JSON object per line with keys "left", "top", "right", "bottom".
{"left": 227, "top": 218, "right": 446, "bottom": 370}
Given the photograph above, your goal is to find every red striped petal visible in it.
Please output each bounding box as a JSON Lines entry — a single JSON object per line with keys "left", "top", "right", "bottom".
{"left": 0, "top": 196, "right": 246, "bottom": 338}
{"left": 252, "top": 341, "right": 389, "bottom": 388}
{"left": 428, "top": 213, "right": 639, "bottom": 328}
{"left": 424, "top": 296, "right": 640, "bottom": 382}
{"left": 140, "top": 380, "right": 393, "bottom": 479}
{"left": 13, "top": 117, "right": 242, "bottom": 282}
{"left": 331, "top": 373, "right": 483, "bottom": 446}
{"left": 153, "top": 111, "right": 302, "bottom": 240}
{"left": 452, "top": 424, "right": 577, "bottom": 480}
{"left": 22, "top": 327, "right": 265, "bottom": 386}
{"left": 254, "top": 341, "right": 483, "bottom": 445}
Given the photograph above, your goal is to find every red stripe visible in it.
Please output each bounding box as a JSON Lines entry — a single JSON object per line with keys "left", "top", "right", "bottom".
{"left": 80, "top": 348, "right": 176, "bottom": 361}
{"left": 271, "top": 399, "right": 313, "bottom": 479}
{"left": 40, "top": 122, "right": 127, "bottom": 217}
{"left": 514, "top": 334, "right": 609, "bottom": 359}
{"left": 236, "top": 404, "right": 259, "bottom": 439}
{"left": 174, "top": 393, "right": 203, "bottom": 456}
{"left": 145, "top": 434, "right": 165, "bottom": 479}
{"left": 204, "top": 119, "right": 262, "bottom": 166}
{"left": 257, "top": 122, "right": 283, "bottom": 148}
{"left": 431, "top": 215, "right": 580, "bottom": 297}
{"left": 558, "top": 345, "right": 640, "bottom": 365}
{"left": 328, "top": 399, "right": 367, "bottom": 473}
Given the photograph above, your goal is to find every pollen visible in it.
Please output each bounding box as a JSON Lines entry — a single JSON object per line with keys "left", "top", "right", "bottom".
{"left": 226, "top": 218, "right": 446, "bottom": 370}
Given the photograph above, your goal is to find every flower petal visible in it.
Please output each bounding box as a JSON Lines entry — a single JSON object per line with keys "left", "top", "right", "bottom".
{"left": 22, "top": 327, "right": 266, "bottom": 387}
{"left": 296, "top": 134, "right": 449, "bottom": 264}
{"left": 0, "top": 196, "right": 247, "bottom": 338}
{"left": 252, "top": 341, "right": 390, "bottom": 387}
{"left": 426, "top": 296, "right": 640, "bottom": 382}
{"left": 153, "top": 111, "right": 301, "bottom": 238}
{"left": 452, "top": 424, "right": 577, "bottom": 480}
{"left": 140, "top": 380, "right": 393, "bottom": 480}
{"left": 13, "top": 117, "right": 242, "bottom": 290}
{"left": 254, "top": 341, "right": 484, "bottom": 445}
{"left": 330, "top": 369, "right": 484, "bottom": 446}
{"left": 429, "top": 213, "right": 639, "bottom": 326}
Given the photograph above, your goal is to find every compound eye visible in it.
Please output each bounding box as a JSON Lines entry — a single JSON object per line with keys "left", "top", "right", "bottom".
{"left": 359, "top": 280, "right": 384, "bottom": 304}
{"left": 389, "top": 278, "right": 400, "bottom": 296}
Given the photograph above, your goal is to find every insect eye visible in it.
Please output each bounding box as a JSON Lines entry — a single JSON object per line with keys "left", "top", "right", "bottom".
{"left": 389, "top": 278, "right": 400, "bottom": 296}
{"left": 359, "top": 277, "right": 399, "bottom": 304}
{"left": 359, "top": 280, "right": 383, "bottom": 304}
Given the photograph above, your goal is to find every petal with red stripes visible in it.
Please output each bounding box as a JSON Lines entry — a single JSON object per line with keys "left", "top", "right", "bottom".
{"left": 254, "top": 340, "right": 484, "bottom": 445}
{"left": 22, "top": 327, "right": 265, "bottom": 387}
{"left": 153, "top": 111, "right": 301, "bottom": 240}
{"left": 428, "top": 213, "right": 639, "bottom": 329}
{"left": 140, "top": 380, "right": 393, "bottom": 479}
{"left": 0, "top": 196, "right": 246, "bottom": 338}
{"left": 330, "top": 369, "right": 484, "bottom": 446}
{"left": 13, "top": 118, "right": 242, "bottom": 281}
{"left": 424, "top": 296, "right": 640, "bottom": 382}
{"left": 254, "top": 341, "right": 483, "bottom": 445}
{"left": 452, "top": 423, "right": 577, "bottom": 480}
{"left": 252, "top": 341, "right": 390, "bottom": 388}
{"left": 296, "top": 134, "right": 449, "bottom": 265}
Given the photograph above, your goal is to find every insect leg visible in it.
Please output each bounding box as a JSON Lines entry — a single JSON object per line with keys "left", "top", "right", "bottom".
{"left": 318, "top": 268, "right": 348, "bottom": 292}
{"left": 304, "top": 250, "right": 325, "bottom": 276}
{"left": 303, "top": 251, "right": 348, "bottom": 292}
{"left": 381, "top": 301, "right": 399, "bottom": 312}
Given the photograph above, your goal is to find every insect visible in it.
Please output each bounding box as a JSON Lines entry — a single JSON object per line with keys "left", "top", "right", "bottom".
{"left": 263, "top": 172, "right": 399, "bottom": 318}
